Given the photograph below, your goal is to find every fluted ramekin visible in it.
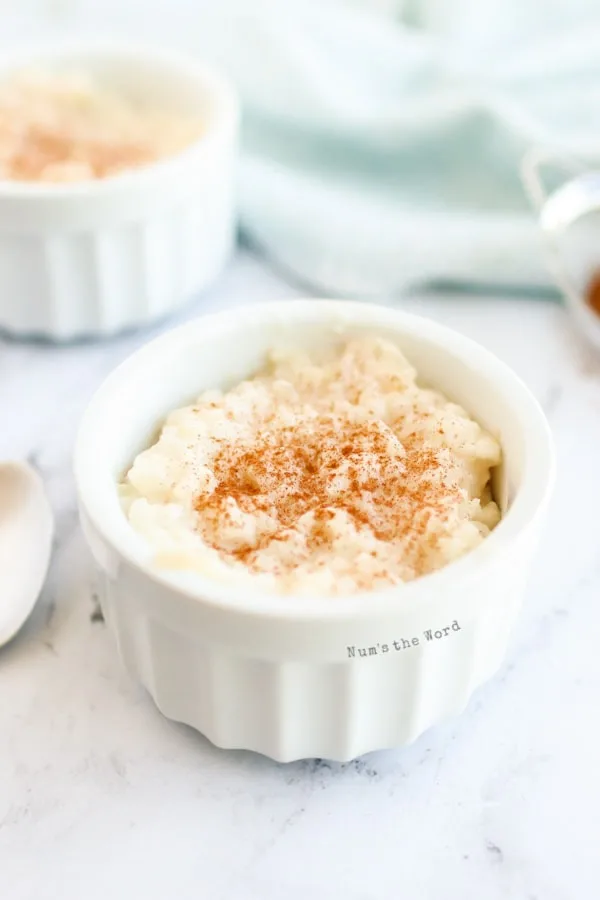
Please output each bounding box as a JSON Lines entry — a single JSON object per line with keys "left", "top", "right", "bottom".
{"left": 0, "top": 41, "right": 238, "bottom": 340}
{"left": 75, "top": 300, "right": 554, "bottom": 761}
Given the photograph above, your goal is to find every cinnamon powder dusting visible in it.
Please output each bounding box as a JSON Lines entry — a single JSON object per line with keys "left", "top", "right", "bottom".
{"left": 194, "top": 415, "right": 461, "bottom": 585}
{"left": 122, "top": 337, "right": 502, "bottom": 595}
{"left": 586, "top": 270, "right": 600, "bottom": 317}
{"left": 0, "top": 69, "right": 202, "bottom": 182}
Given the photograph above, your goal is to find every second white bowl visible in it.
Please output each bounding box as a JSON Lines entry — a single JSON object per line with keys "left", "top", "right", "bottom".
{"left": 0, "top": 41, "right": 238, "bottom": 340}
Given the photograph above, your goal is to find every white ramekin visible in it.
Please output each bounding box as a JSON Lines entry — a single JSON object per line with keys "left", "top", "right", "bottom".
{"left": 75, "top": 300, "right": 554, "bottom": 761}
{"left": 0, "top": 41, "right": 238, "bottom": 340}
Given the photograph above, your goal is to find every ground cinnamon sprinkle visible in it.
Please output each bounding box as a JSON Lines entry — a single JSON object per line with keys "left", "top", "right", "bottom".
{"left": 122, "top": 337, "right": 502, "bottom": 595}
{"left": 194, "top": 418, "right": 460, "bottom": 580}
{"left": 586, "top": 270, "right": 600, "bottom": 316}
{"left": 0, "top": 69, "right": 202, "bottom": 182}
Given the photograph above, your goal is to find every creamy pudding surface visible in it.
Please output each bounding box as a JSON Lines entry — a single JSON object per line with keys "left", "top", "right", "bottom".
{"left": 0, "top": 69, "right": 202, "bottom": 182}
{"left": 120, "top": 338, "right": 501, "bottom": 596}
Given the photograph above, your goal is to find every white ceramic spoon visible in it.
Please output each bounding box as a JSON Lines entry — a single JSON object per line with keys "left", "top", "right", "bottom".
{"left": 0, "top": 461, "right": 53, "bottom": 648}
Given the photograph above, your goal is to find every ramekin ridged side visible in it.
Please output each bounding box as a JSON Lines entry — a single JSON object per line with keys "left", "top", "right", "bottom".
{"left": 0, "top": 204, "right": 233, "bottom": 338}
{"left": 83, "top": 515, "right": 541, "bottom": 762}
{"left": 0, "top": 42, "right": 238, "bottom": 340}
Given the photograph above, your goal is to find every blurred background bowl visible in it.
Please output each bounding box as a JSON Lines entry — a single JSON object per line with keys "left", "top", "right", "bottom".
{"left": 0, "top": 40, "right": 238, "bottom": 341}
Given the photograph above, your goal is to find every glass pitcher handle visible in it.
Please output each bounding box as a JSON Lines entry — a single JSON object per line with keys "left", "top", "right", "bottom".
{"left": 521, "top": 148, "right": 600, "bottom": 303}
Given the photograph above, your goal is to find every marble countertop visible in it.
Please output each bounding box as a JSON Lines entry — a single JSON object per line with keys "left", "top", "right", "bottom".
{"left": 1, "top": 251, "right": 598, "bottom": 900}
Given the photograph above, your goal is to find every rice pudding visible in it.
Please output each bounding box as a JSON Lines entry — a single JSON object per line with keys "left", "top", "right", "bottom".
{"left": 120, "top": 337, "right": 501, "bottom": 596}
{"left": 0, "top": 69, "right": 202, "bottom": 182}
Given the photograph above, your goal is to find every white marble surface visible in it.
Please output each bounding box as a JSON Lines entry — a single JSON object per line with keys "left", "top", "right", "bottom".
{"left": 1, "top": 250, "right": 599, "bottom": 900}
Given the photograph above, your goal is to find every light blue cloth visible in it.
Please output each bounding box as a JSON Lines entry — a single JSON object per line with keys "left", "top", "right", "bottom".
{"left": 187, "top": 0, "right": 600, "bottom": 296}
{"left": 55, "top": 0, "right": 600, "bottom": 296}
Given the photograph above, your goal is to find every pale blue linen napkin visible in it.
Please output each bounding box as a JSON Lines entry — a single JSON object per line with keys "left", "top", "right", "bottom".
{"left": 186, "top": 0, "right": 600, "bottom": 296}
{"left": 49, "top": 0, "right": 600, "bottom": 296}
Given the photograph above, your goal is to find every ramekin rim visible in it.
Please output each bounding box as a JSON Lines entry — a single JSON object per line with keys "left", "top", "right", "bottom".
{"left": 74, "top": 299, "right": 555, "bottom": 621}
{"left": 0, "top": 37, "right": 238, "bottom": 200}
